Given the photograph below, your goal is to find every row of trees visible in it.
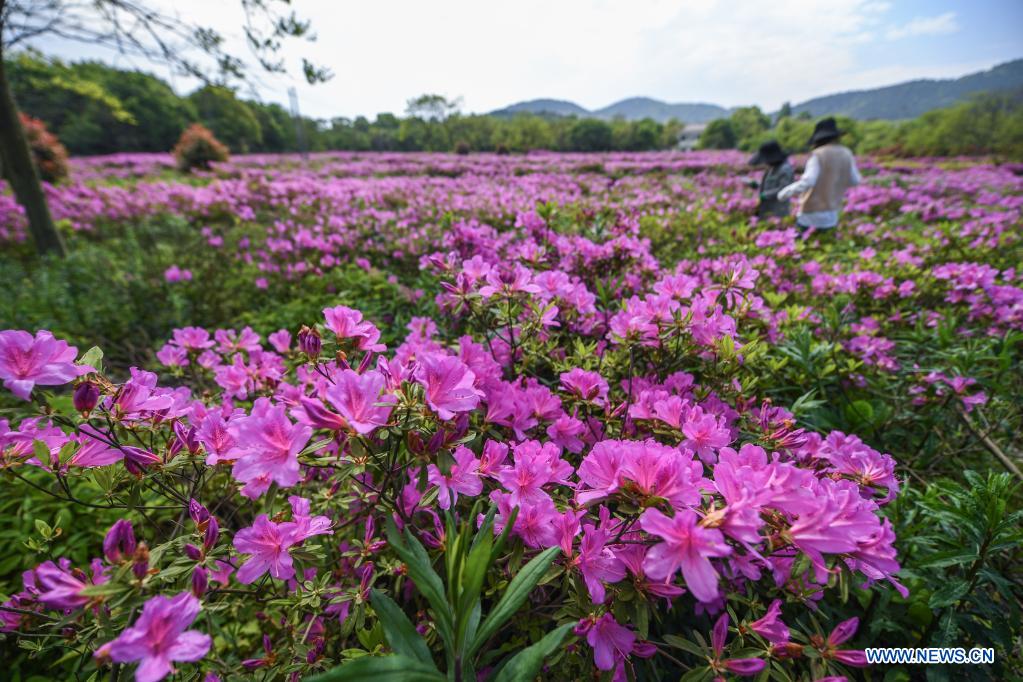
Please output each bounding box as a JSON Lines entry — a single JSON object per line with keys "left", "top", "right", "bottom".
{"left": 11, "top": 50, "right": 1023, "bottom": 160}
{"left": 7, "top": 52, "right": 684, "bottom": 155}
{"left": 698, "top": 93, "right": 1023, "bottom": 159}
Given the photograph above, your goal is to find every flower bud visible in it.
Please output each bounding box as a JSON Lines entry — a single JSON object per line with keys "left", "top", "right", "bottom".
{"left": 297, "top": 326, "right": 322, "bottom": 359}
{"left": 173, "top": 421, "right": 201, "bottom": 455}
{"left": 191, "top": 566, "right": 208, "bottom": 598}
{"left": 122, "top": 447, "right": 160, "bottom": 476}
{"left": 406, "top": 431, "right": 425, "bottom": 454}
{"left": 103, "top": 519, "right": 136, "bottom": 564}
{"left": 204, "top": 517, "right": 220, "bottom": 552}
{"left": 73, "top": 381, "right": 100, "bottom": 416}
{"left": 184, "top": 544, "right": 203, "bottom": 562}
{"left": 132, "top": 543, "right": 150, "bottom": 579}
{"left": 189, "top": 498, "right": 211, "bottom": 526}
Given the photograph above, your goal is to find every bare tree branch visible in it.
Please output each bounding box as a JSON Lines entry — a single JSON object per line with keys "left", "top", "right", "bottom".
{"left": 1, "top": 0, "right": 332, "bottom": 85}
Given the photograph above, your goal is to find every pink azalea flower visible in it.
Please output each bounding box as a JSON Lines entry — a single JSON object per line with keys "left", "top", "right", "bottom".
{"left": 614, "top": 543, "right": 685, "bottom": 601}
{"left": 195, "top": 411, "right": 240, "bottom": 465}
{"left": 163, "top": 265, "right": 193, "bottom": 283}
{"left": 640, "top": 507, "right": 731, "bottom": 603}
{"left": 575, "top": 440, "right": 626, "bottom": 505}
{"left": 575, "top": 613, "right": 636, "bottom": 672}
{"left": 427, "top": 445, "right": 483, "bottom": 509}
{"left": 559, "top": 368, "right": 609, "bottom": 406}
{"left": 230, "top": 398, "right": 312, "bottom": 499}
{"left": 413, "top": 353, "right": 482, "bottom": 420}
{"left": 787, "top": 481, "right": 879, "bottom": 571}
{"left": 284, "top": 496, "right": 334, "bottom": 543}
{"left": 107, "top": 368, "right": 175, "bottom": 420}
{"left": 268, "top": 329, "right": 291, "bottom": 353}
{"left": 324, "top": 369, "right": 394, "bottom": 434}
{"left": 0, "top": 330, "right": 92, "bottom": 400}
{"left": 35, "top": 558, "right": 104, "bottom": 610}
{"left": 171, "top": 327, "right": 214, "bottom": 351}
{"left": 214, "top": 327, "right": 261, "bottom": 355}
{"left": 750, "top": 599, "right": 790, "bottom": 644}
{"left": 490, "top": 492, "right": 561, "bottom": 549}
{"left": 478, "top": 264, "right": 541, "bottom": 299}
{"left": 98, "top": 592, "right": 210, "bottom": 682}
{"left": 495, "top": 440, "right": 570, "bottom": 506}
{"left": 323, "top": 306, "right": 385, "bottom": 352}
{"left": 547, "top": 414, "right": 586, "bottom": 453}
{"left": 576, "top": 521, "right": 626, "bottom": 604}
{"left": 233, "top": 514, "right": 299, "bottom": 583}
{"left": 681, "top": 409, "right": 732, "bottom": 464}
{"left": 67, "top": 435, "right": 122, "bottom": 467}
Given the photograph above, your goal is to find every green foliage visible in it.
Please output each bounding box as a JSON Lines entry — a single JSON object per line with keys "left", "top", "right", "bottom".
{"left": 0, "top": 215, "right": 430, "bottom": 372}
{"left": 698, "top": 118, "right": 737, "bottom": 150}
{"left": 883, "top": 472, "right": 1022, "bottom": 679}
{"left": 567, "top": 118, "right": 614, "bottom": 152}
{"left": 6, "top": 51, "right": 196, "bottom": 155}
{"left": 711, "top": 90, "right": 1023, "bottom": 159}
{"left": 313, "top": 507, "right": 569, "bottom": 682}
{"left": 189, "top": 85, "right": 263, "bottom": 153}
{"left": 728, "top": 106, "right": 771, "bottom": 151}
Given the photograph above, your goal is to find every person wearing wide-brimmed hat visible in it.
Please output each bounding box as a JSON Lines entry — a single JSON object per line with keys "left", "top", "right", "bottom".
{"left": 748, "top": 140, "right": 793, "bottom": 219}
{"left": 777, "top": 117, "right": 861, "bottom": 233}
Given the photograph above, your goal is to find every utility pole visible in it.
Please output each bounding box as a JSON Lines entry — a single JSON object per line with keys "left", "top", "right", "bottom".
{"left": 288, "top": 87, "right": 309, "bottom": 162}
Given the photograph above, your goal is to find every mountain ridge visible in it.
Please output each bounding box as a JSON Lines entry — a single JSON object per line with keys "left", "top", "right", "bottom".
{"left": 490, "top": 58, "right": 1023, "bottom": 122}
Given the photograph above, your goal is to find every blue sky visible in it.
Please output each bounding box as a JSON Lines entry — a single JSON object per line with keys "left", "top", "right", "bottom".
{"left": 28, "top": 0, "right": 1023, "bottom": 119}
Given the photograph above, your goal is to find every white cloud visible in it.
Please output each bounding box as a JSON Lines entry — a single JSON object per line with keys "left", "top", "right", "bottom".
{"left": 26, "top": 1, "right": 985, "bottom": 118}
{"left": 885, "top": 11, "right": 959, "bottom": 40}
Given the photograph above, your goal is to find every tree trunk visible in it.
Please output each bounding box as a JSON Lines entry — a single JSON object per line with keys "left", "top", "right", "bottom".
{"left": 0, "top": 47, "right": 66, "bottom": 257}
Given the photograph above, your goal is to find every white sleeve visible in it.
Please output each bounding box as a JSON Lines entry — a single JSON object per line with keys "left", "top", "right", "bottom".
{"left": 777, "top": 155, "right": 819, "bottom": 201}
{"left": 850, "top": 156, "right": 862, "bottom": 186}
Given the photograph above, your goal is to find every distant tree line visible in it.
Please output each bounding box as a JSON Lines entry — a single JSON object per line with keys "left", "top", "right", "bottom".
{"left": 6, "top": 52, "right": 683, "bottom": 155}
{"left": 7, "top": 51, "right": 1023, "bottom": 160}
{"left": 698, "top": 93, "right": 1023, "bottom": 159}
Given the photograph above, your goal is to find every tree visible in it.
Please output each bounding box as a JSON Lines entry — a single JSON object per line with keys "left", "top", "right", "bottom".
{"left": 568, "top": 118, "right": 613, "bottom": 151}
{"left": 190, "top": 86, "right": 263, "bottom": 153}
{"left": 0, "top": 0, "right": 330, "bottom": 257}
{"left": 697, "top": 119, "right": 737, "bottom": 150}
{"left": 729, "top": 106, "right": 771, "bottom": 151}
{"left": 405, "top": 94, "right": 461, "bottom": 121}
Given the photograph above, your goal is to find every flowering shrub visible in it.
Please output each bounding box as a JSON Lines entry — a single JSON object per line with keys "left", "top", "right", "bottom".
{"left": 0, "top": 292, "right": 905, "bottom": 680}
{"left": 19, "top": 113, "right": 70, "bottom": 183}
{"left": 0, "top": 151, "right": 1021, "bottom": 680}
{"left": 173, "top": 123, "right": 229, "bottom": 173}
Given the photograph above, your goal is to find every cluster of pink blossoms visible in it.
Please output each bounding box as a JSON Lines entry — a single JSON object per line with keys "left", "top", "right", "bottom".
{"left": 0, "top": 302, "right": 905, "bottom": 679}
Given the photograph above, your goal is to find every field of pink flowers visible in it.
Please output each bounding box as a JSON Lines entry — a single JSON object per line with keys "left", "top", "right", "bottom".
{"left": 1, "top": 151, "right": 1021, "bottom": 681}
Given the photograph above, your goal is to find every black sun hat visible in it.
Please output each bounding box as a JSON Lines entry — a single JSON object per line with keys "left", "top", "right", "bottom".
{"left": 808, "top": 117, "right": 844, "bottom": 147}
{"left": 749, "top": 140, "right": 787, "bottom": 166}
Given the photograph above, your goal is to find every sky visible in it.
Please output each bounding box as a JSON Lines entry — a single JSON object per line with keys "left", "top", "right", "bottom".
{"left": 28, "top": 0, "right": 1023, "bottom": 120}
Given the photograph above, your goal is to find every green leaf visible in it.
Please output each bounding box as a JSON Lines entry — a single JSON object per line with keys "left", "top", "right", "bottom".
{"left": 492, "top": 622, "right": 573, "bottom": 682}
{"left": 929, "top": 580, "right": 970, "bottom": 609}
{"left": 301, "top": 438, "right": 335, "bottom": 456}
{"left": 78, "top": 346, "right": 104, "bottom": 373}
{"left": 456, "top": 528, "right": 492, "bottom": 649}
{"left": 384, "top": 518, "right": 453, "bottom": 647}
{"left": 369, "top": 589, "right": 435, "bottom": 667}
{"left": 469, "top": 546, "right": 561, "bottom": 656}
{"left": 34, "top": 518, "right": 52, "bottom": 539}
{"left": 32, "top": 440, "right": 51, "bottom": 464}
{"left": 307, "top": 654, "right": 447, "bottom": 682}
{"left": 663, "top": 634, "right": 706, "bottom": 657}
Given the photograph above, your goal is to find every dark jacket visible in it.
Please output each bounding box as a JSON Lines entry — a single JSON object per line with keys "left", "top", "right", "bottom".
{"left": 757, "top": 161, "right": 794, "bottom": 218}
